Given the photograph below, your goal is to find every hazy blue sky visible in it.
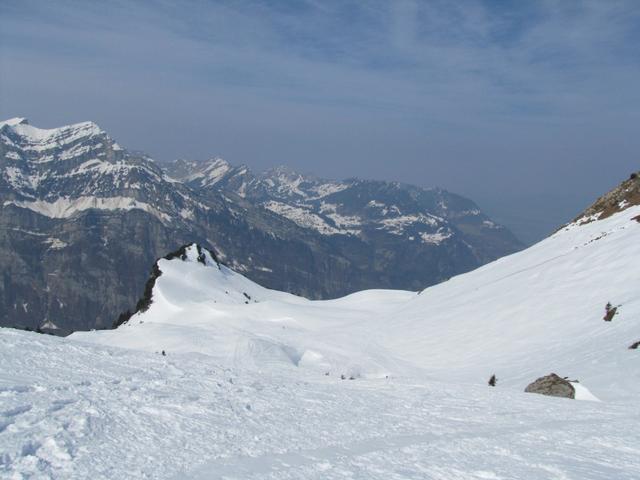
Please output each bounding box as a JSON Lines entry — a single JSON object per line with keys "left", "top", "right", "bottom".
{"left": 2, "top": 1, "right": 639, "bottom": 243}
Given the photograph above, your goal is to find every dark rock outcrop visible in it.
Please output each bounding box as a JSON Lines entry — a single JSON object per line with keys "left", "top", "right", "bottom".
{"left": 524, "top": 373, "right": 575, "bottom": 399}
{"left": 603, "top": 304, "right": 617, "bottom": 322}
{"left": 112, "top": 244, "right": 217, "bottom": 328}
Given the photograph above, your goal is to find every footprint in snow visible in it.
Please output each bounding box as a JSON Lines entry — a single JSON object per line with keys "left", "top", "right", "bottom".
{"left": 2, "top": 404, "right": 32, "bottom": 418}
{"left": 0, "top": 405, "right": 32, "bottom": 433}
{"left": 48, "top": 399, "right": 76, "bottom": 413}
{"left": 20, "top": 440, "right": 41, "bottom": 457}
{"left": 0, "top": 385, "right": 33, "bottom": 396}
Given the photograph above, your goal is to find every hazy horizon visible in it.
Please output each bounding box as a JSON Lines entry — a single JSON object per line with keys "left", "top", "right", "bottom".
{"left": 2, "top": 0, "right": 639, "bottom": 244}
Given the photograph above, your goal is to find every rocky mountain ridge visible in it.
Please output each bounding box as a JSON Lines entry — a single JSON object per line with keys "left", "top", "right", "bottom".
{"left": 165, "top": 157, "right": 523, "bottom": 261}
{"left": 1, "top": 118, "right": 522, "bottom": 333}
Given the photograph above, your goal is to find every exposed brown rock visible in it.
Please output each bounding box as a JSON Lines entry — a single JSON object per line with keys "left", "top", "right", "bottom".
{"left": 524, "top": 373, "right": 575, "bottom": 399}
{"left": 569, "top": 171, "right": 640, "bottom": 226}
{"left": 603, "top": 303, "right": 617, "bottom": 322}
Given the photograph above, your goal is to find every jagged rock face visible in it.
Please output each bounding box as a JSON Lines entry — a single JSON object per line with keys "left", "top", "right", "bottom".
{"left": 524, "top": 373, "right": 575, "bottom": 399}
{"left": 1, "top": 118, "right": 522, "bottom": 333}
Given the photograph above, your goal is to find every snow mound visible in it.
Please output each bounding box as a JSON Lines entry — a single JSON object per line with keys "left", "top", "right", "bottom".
{"left": 571, "top": 382, "right": 601, "bottom": 402}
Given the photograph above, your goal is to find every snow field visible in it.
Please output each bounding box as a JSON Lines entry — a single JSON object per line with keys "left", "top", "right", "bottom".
{"left": 2, "top": 330, "right": 639, "bottom": 480}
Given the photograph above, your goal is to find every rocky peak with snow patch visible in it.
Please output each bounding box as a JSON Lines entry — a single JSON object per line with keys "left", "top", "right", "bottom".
{"left": 570, "top": 170, "right": 640, "bottom": 226}
{"left": 0, "top": 118, "right": 210, "bottom": 225}
{"left": 163, "top": 243, "right": 220, "bottom": 267}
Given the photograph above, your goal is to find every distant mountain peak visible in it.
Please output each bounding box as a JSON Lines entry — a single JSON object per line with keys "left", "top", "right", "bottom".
{"left": 164, "top": 156, "right": 522, "bottom": 256}
{"left": 264, "top": 164, "right": 302, "bottom": 177}
{"left": 0, "top": 117, "right": 29, "bottom": 127}
{"left": 164, "top": 157, "right": 250, "bottom": 188}
{"left": 1, "top": 118, "right": 109, "bottom": 155}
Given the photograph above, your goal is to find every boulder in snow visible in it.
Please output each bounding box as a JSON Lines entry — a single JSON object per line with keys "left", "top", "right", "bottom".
{"left": 524, "top": 373, "right": 575, "bottom": 399}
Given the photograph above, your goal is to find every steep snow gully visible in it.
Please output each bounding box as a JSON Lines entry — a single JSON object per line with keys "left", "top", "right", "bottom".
{"left": 1, "top": 203, "right": 640, "bottom": 479}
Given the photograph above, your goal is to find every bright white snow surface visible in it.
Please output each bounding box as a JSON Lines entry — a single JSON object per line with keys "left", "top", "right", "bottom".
{"left": 2, "top": 206, "right": 640, "bottom": 479}
{"left": 4, "top": 196, "right": 171, "bottom": 223}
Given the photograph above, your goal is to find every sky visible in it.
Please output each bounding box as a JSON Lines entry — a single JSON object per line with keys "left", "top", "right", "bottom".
{"left": 1, "top": 0, "right": 639, "bottom": 244}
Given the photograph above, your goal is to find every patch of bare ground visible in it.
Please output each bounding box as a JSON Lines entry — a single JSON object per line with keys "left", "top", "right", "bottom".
{"left": 568, "top": 171, "right": 640, "bottom": 227}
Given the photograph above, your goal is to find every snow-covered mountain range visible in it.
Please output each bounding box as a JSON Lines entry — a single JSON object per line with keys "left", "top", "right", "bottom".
{"left": 1, "top": 173, "right": 639, "bottom": 478}
{"left": 0, "top": 118, "right": 521, "bottom": 333}
{"left": 166, "top": 158, "right": 521, "bottom": 259}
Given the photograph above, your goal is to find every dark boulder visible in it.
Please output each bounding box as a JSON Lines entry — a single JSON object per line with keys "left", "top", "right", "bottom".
{"left": 603, "top": 303, "right": 617, "bottom": 322}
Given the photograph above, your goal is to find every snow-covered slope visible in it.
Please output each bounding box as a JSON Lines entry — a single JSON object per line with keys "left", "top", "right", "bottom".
{"left": 2, "top": 186, "right": 640, "bottom": 478}
{"left": 78, "top": 243, "right": 417, "bottom": 377}
{"left": 382, "top": 203, "right": 640, "bottom": 400}
{"left": 74, "top": 205, "right": 640, "bottom": 400}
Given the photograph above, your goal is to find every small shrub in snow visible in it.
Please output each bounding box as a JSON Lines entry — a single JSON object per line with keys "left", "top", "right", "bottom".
{"left": 488, "top": 374, "right": 497, "bottom": 387}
